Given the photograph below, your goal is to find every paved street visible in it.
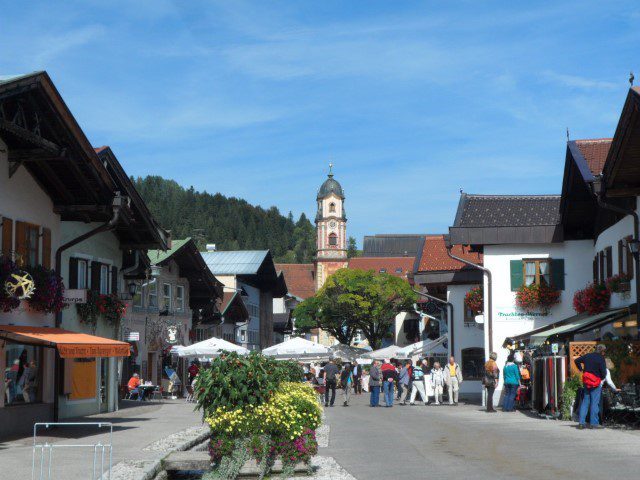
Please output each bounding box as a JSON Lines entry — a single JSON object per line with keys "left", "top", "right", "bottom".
{"left": 322, "top": 394, "right": 640, "bottom": 480}
{"left": 0, "top": 400, "right": 204, "bottom": 479}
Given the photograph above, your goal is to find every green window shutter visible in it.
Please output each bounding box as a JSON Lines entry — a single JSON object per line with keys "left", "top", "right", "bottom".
{"left": 510, "top": 260, "right": 523, "bottom": 291}
{"left": 551, "top": 259, "right": 565, "bottom": 290}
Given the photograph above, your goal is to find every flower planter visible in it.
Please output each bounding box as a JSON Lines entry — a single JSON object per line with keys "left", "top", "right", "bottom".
{"left": 617, "top": 281, "right": 631, "bottom": 293}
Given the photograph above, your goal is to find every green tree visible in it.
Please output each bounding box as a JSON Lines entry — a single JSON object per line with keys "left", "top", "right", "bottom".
{"left": 294, "top": 269, "right": 417, "bottom": 349}
{"left": 347, "top": 236, "right": 360, "bottom": 258}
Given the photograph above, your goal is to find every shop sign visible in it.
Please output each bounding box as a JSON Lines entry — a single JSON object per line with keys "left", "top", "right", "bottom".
{"left": 126, "top": 331, "right": 140, "bottom": 341}
{"left": 63, "top": 289, "right": 87, "bottom": 304}
{"left": 497, "top": 311, "right": 549, "bottom": 318}
{"left": 551, "top": 343, "right": 559, "bottom": 354}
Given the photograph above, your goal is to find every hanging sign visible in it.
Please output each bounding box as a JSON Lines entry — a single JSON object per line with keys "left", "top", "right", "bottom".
{"left": 63, "top": 289, "right": 87, "bottom": 304}
{"left": 125, "top": 331, "right": 140, "bottom": 341}
{"left": 551, "top": 343, "right": 559, "bottom": 354}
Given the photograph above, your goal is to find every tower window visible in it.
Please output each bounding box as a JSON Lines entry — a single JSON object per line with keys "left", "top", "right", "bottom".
{"left": 329, "top": 202, "right": 336, "bottom": 213}
{"left": 328, "top": 233, "right": 337, "bottom": 246}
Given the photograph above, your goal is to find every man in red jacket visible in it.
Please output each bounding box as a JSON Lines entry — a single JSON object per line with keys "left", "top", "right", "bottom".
{"left": 575, "top": 344, "right": 607, "bottom": 429}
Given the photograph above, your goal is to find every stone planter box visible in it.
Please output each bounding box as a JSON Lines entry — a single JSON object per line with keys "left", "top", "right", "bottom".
{"left": 161, "top": 451, "right": 310, "bottom": 478}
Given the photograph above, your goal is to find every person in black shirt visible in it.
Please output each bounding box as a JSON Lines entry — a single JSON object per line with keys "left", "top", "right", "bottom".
{"left": 323, "top": 358, "right": 339, "bottom": 407}
{"left": 575, "top": 344, "right": 607, "bottom": 429}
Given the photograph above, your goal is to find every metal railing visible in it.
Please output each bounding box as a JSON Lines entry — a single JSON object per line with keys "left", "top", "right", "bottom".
{"left": 32, "top": 422, "right": 113, "bottom": 480}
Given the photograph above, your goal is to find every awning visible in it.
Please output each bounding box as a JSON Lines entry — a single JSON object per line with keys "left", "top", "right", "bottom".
{"left": 0, "top": 325, "right": 130, "bottom": 358}
{"left": 506, "top": 308, "right": 630, "bottom": 347}
{"left": 397, "top": 335, "right": 448, "bottom": 357}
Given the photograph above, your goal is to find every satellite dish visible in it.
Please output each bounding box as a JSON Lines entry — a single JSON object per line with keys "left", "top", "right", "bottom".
{"left": 475, "top": 314, "right": 484, "bottom": 325}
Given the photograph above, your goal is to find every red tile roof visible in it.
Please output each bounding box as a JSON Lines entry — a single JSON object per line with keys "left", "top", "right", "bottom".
{"left": 275, "top": 263, "right": 316, "bottom": 299}
{"left": 417, "top": 235, "right": 482, "bottom": 272}
{"left": 94, "top": 146, "right": 109, "bottom": 154}
{"left": 348, "top": 256, "right": 415, "bottom": 279}
{"left": 575, "top": 138, "right": 612, "bottom": 176}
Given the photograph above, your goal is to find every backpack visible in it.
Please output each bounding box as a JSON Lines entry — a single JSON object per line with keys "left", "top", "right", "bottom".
{"left": 582, "top": 371, "right": 601, "bottom": 389}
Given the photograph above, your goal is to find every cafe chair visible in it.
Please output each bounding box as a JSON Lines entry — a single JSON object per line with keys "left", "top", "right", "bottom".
{"left": 150, "top": 386, "right": 163, "bottom": 402}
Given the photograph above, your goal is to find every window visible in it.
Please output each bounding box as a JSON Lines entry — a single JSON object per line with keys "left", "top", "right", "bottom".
{"left": 379, "top": 268, "right": 387, "bottom": 273}
{"left": 395, "top": 268, "right": 403, "bottom": 274}
{"left": 148, "top": 280, "right": 158, "bottom": 308}
{"left": 132, "top": 284, "right": 143, "bottom": 308}
{"left": 240, "top": 330, "right": 246, "bottom": 342}
{"left": 328, "top": 233, "right": 337, "bottom": 246}
{"left": 461, "top": 348, "right": 485, "bottom": 381}
{"left": 175, "top": 285, "right": 185, "bottom": 312}
{"left": 464, "top": 306, "right": 476, "bottom": 325}
{"left": 24, "top": 224, "right": 39, "bottom": 267}
{"left": 605, "top": 246, "right": 613, "bottom": 279}
{"left": 4, "top": 343, "right": 42, "bottom": 405}
{"left": 163, "top": 283, "right": 172, "bottom": 311}
{"left": 77, "top": 260, "right": 88, "bottom": 289}
{"left": 524, "top": 259, "right": 550, "bottom": 286}
{"left": 99, "top": 264, "right": 110, "bottom": 294}
{"left": 329, "top": 202, "right": 336, "bottom": 213}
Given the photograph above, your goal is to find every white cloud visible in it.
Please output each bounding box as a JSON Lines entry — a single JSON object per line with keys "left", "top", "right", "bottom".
{"left": 540, "top": 71, "right": 618, "bottom": 90}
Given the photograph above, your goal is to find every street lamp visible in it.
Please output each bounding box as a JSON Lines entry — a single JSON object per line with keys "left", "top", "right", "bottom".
{"left": 127, "top": 281, "right": 138, "bottom": 298}
{"left": 591, "top": 174, "right": 603, "bottom": 196}
{"left": 150, "top": 265, "right": 162, "bottom": 277}
{"left": 627, "top": 238, "right": 640, "bottom": 257}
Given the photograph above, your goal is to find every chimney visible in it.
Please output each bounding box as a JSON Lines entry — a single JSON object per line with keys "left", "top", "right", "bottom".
{"left": 206, "top": 243, "right": 217, "bottom": 252}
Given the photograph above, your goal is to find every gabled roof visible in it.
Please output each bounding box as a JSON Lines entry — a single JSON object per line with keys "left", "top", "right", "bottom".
{"left": 0, "top": 71, "right": 116, "bottom": 220}
{"left": 148, "top": 238, "right": 223, "bottom": 308}
{"left": 574, "top": 138, "right": 612, "bottom": 177}
{"left": 348, "top": 256, "right": 415, "bottom": 279}
{"left": 202, "top": 250, "right": 271, "bottom": 275}
{"left": 217, "top": 291, "right": 249, "bottom": 323}
{"left": 449, "top": 194, "right": 563, "bottom": 246}
{"left": 275, "top": 263, "right": 316, "bottom": 299}
{"left": 95, "top": 146, "right": 169, "bottom": 250}
{"left": 362, "top": 234, "right": 426, "bottom": 257}
{"left": 416, "top": 235, "right": 482, "bottom": 272}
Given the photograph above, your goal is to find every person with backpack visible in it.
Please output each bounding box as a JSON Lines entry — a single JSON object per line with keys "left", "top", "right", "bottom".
{"left": 575, "top": 344, "right": 607, "bottom": 429}
{"left": 381, "top": 359, "right": 397, "bottom": 407}
{"left": 409, "top": 360, "right": 428, "bottom": 405}
{"left": 340, "top": 363, "right": 354, "bottom": 406}
{"left": 483, "top": 352, "right": 500, "bottom": 412}
{"left": 323, "top": 358, "right": 340, "bottom": 407}
{"left": 369, "top": 360, "right": 381, "bottom": 407}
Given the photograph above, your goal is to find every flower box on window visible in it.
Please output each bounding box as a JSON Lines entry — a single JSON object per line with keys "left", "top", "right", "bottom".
{"left": 464, "top": 286, "right": 483, "bottom": 314}
{"left": 515, "top": 283, "right": 561, "bottom": 312}
{"left": 573, "top": 283, "right": 611, "bottom": 314}
{"left": 606, "top": 274, "right": 631, "bottom": 294}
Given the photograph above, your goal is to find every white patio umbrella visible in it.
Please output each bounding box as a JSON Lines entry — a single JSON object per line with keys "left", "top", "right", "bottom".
{"left": 262, "top": 337, "right": 331, "bottom": 360}
{"left": 396, "top": 335, "right": 448, "bottom": 358}
{"left": 177, "top": 337, "right": 249, "bottom": 358}
{"left": 361, "top": 344, "right": 407, "bottom": 360}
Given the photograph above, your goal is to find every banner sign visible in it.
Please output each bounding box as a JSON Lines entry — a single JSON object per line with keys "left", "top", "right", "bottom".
{"left": 63, "top": 289, "right": 87, "bottom": 304}
{"left": 125, "top": 331, "right": 140, "bottom": 341}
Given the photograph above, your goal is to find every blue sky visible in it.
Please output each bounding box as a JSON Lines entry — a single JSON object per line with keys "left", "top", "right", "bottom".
{"left": 1, "top": 1, "right": 639, "bottom": 246}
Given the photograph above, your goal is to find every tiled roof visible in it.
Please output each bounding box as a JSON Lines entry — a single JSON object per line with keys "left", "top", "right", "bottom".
{"left": 276, "top": 263, "right": 316, "bottom": 299}
{"left": 574, "top": 138, "right": 612, "bottom": 176}
{"left": 348, "top": 257, "right": 415, "bottom": 278}
{"left": 454, "top": 194, "right": 561, "bottom": 228}
{"left": 416, "top": 235, "right": 482, "bottom": 272}
{"left": 219, "top": 292, "right": 238, "bottom": 314}
{"left": 0, "top": 72, "right": 44, "bottom": 85}
{"left": 362, "top": 234, "right": 426, "bottom": 257}
{"left": 202, "top": 250, "right": 270, "bottom": 275}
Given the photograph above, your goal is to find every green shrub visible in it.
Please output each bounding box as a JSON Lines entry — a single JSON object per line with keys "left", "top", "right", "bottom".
{"left": 561, "top": 375, "right": 582, "bottom": 420}
{"left": 274, "top": 360, "right": 305, "bottom": 383}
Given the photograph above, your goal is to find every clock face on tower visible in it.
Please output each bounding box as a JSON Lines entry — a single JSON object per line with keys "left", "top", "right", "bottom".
{"left": 329, "top": 221, "right": 336, "bottom": 228}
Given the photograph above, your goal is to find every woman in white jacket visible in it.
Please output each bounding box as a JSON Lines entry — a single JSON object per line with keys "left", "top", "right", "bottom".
{"left": 431, "top": 362, "right": 445, "bottom": 405}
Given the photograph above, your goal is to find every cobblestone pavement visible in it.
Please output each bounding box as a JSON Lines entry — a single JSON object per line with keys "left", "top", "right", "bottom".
{"left": 0, "top": 399, "right": 204, "bottom": 479}
{"left": 322, "top": 394, "right": 640, "bottom": 480}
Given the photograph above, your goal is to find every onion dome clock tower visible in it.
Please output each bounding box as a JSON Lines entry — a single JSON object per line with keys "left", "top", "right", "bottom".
{"left": 315, "top": 163, "right": 348, "bottom": 290}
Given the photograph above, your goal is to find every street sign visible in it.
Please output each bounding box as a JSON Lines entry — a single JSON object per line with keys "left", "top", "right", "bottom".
{"left": 63, "top": 289, "right": 87, "bottom": 304}
{"left": 551, "top": 343, "right": 559, "bottom": 354}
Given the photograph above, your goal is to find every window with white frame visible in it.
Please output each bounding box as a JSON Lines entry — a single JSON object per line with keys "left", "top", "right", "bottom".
{"left": 175, "top": 285, "right": 185, "bottom": 312}
{"left": 163, "top": 283, "right": 172, "bottom": 311}
{"left": 148, "top": 280, "right": 158, "bottom": 308}
{"left": 77, "top": 259, "right": 88, "bottom": 289}
{"left": 99, "top": 264, "right": 110, "bottom": 294}
{"left": 132, "top": 284, "right": 143, "bottom": 308}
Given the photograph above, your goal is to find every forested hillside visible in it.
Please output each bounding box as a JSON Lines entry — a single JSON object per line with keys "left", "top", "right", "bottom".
{"left": 134, "top": 176, "right": 316, "bottom": 263}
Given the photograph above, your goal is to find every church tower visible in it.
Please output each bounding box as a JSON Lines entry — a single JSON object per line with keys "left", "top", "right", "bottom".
{"left": 315, "top": 164, "right": 348, "bottom": 290}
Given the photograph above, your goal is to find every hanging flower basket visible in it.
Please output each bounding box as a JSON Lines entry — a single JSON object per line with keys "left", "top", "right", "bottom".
{"left": 77, "top": 290, "right": 127, "bottom": 328}
{"left": 573, "top": 283, "right": 611, "bottom": 314}
{"left": 515, "top": 283, "right": 561, "bottom": 312}
{"left": 464, "top": 286, "right": 484, "bottom": 314}
{"left": 0, "top": 256, "right": 21, "bottom": 312}
{"left": 24, "top": 264, "right": 65, "bottom": 314}
{"left": 606, "top": 273, "right": 631, "bottom": 293}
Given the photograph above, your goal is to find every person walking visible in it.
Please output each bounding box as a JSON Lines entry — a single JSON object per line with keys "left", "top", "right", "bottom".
{"left": 421, "top": 359, "right": 433, "bottom": 404}
{"left": 323, "top": 358, "right": 340, "bottom": 407}
{"left": 409, "top": 360, "right": 428, "bottom": 405}
{"left": 502, "top": 354, "right": 521, "bottom": 412}
{"left": 19, "top": 361, "right": 38, "bottom": 403}
{"left": 483, "top": 352, "right": 500, "bottom": 413}
{"left": 431, "top": 362, "right": 445, "bottom": 405}
{"left": 381, "top": 359, "right": 397, "bottom": 407}
{"left": 340, "top": 363, "right": 354, "bottom": 406}
{"left": 445, "top": 356, "right": 463, "bottom": 405}
{"left": 399, "top": 360, "right": 412, "bottom": 405}
{"left": 352, "top": 363, "right": 362, "bottom": 395}
{"left": 575, "top": 344, "right": 607, "bottom": 429}
{"left": 369, "top": 361, "right": 381, "bottom": 407}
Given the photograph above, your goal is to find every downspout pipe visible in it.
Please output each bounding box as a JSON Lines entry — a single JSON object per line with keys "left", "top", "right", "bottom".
{"left": 593, "top": 177, "right": 640, "bottom": 331}
{"left": 446, "top": 246, "right": 493, "bottom": 355}
{"left": 411, "top": 289, "right": 454, "bottom": 356}
{"left": 53, "top": 194, "right": 126, "bottom": 422}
